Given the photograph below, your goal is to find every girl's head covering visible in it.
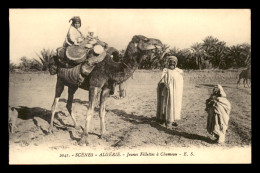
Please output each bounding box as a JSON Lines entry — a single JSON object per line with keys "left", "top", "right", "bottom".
{"left": 212, "top": 84, "right": 227, "bottom": 97}
{"left": 69, "top": 16, "right": 81, "bottom": 27}
{"left": 167, "top": 56, "right": 178, "bottom": 68}
{"left": 167, "top": 56, "right": 178, "bottom": 63}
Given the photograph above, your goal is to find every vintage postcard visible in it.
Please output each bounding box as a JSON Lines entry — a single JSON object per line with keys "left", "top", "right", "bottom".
{"left": 9, "top": 8, "right": 251, "bottom": 164}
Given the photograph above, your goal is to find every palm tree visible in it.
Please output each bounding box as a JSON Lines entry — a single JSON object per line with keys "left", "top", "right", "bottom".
{"left": 202, "top": 36, "right": 220, "bottom": 67}
{"left": 168, "top": 46, "right": 180, "bottom": 56}
{"left": 240, "top": 43, "right": 251, "bottom": 66}
{"left": 202, "top": 36, "right": 219, "bottom": 52}
{"left": 150, "top": 44, "right": 170, "bottom": 69}
{"left": 222, "top": 46, "right": 235, "bottom": 69}
{"left": 228, "top": 44, "right": 250, "bottom": 68}
{"left": 178, "top": 48, "right": 193, "bottom": 69}
{"left": 34, "top": 48, "right": 55, "bottom": 71}
{"left": 227, "top": 45, "right": 240, "bottom": 67}
{"left": 215, "top": 41, "right": 229, "bottom": 69}
{"left": 190, "top": 42, "right": 209, "bottom": 69}
{"left": 201, "top": 36, "right": 230, "bottom": 68}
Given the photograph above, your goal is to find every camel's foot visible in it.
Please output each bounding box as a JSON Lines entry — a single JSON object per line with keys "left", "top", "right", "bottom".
{"left": 99, "top": 130, "right": 108, "bottom": 139}
{"left": 9, "top": 127, "right": 14, "bottom": 134}
{"left": 11, "top": 125, "right": 17, "bottom": 133}
{"left": 48, "top": 125, "right": 54, "bottom": 134}
{"left": 74, "top": 125, "right": 81, "bottom": 131}
{"left": 78, "top": 135, "right": 89, "bottom": 146}
{"left": 9, "top": 124, "right": 17, "bottom": 134}
{"left": 98, "top": 128, "right": 106, "bottom": 139}
{"left": 13, "top": 125, "right": 17, "bottom": 129}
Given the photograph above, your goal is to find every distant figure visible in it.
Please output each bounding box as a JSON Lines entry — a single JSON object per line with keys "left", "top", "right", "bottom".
{"left": 237, "top": 67, "right": 251, "bottom": 88}
{"left": 156, "top": 56, "right": 184, "bottom": 128}
{"left": 205, "top": 84, "right": 231, "bottom": 144}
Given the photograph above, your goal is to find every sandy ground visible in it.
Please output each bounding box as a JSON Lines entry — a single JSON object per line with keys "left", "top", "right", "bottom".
{"left": 8, "top": 70, "right": 251, "bottom": 164}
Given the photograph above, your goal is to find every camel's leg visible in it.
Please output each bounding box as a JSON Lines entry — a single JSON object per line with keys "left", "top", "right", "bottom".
{"left": 66, "top": 86, "right": 79, "bottom": 129}
{"left": 246, "top": 79, "right": 250, "bottom": 88}
{"left": 99, "top": 88, "right": 110, "bottom": 138}
{"left": 79, "top": 87, "right": 100, "bottom": 146}
{"left": 119, "top": 82, "right": 127, "bottom": 98}
{"left": 245, "top": 79, "right": 248, "bottom": 87}
{"left": 49, "top": 79, "right": 64, "bottom": 133}
{"left": 243, "top": 78, "right": 247, "bottom": 88}
{"left": 95, "top": 91, "right": 101, "bottom": 108}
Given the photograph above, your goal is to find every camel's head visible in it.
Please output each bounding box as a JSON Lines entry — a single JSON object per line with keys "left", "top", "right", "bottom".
{"left": 128, "top": 35, "right": 164, "bottom": 62}
{"left": 131, "top": 35, "right": 163, "bottom": 51}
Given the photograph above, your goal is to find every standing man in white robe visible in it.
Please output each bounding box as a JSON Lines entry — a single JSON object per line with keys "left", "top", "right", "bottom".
{"left": 157, "top": 56, "right": 184, "bottom": 128}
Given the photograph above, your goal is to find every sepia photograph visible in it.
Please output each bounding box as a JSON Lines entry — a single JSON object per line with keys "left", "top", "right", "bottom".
{"left": 9, "top": 8, "right": 251, "bottom": 164}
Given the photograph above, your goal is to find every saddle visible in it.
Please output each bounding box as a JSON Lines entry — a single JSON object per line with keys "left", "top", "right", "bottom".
{"left": 50, "top": 38, "right": 108, "bottom": 86}
{"left": 56, "top": 46, "right": 87, "bottom": 68}
{"left": 66, "top": 45, "right": 89, "bottom": 64}
{"left": 56, "top": 39, "right": 106, "bottom": 68}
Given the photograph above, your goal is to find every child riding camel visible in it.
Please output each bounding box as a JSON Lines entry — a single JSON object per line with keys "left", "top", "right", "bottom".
{"left": 50, "top": 16, "right": 108, "bottom": 84}
{"left": 63, "top": 16, "right": 85, "bottom": 47}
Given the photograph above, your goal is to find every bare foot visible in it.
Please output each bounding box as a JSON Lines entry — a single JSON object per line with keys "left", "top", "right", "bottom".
{"left": 165, "top": 123, "right": 172, "bottom": 130}
{"left": 78, "top": 135, "right": 89, "bottom": 146}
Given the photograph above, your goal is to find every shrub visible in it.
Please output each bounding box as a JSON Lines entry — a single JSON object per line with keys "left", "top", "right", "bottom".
{"left": 9, "top": 62, "right": 17, "bottom": 72}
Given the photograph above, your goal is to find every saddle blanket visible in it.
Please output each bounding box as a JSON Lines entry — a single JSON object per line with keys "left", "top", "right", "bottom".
{"left": 57, "top": 64, "right": 82, "bottom": 85}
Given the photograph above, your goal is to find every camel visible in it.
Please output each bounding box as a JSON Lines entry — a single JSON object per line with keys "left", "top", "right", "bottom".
{"left": 48, "top": 35, "right": 163, "bottom": 146}
{"left": 237, "top": 66, "right": 251, "bottom": 88}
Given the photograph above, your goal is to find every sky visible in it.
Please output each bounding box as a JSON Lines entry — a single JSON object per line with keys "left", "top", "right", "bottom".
{"left": 9, "top": 9, "right": 251, "bottom": 64}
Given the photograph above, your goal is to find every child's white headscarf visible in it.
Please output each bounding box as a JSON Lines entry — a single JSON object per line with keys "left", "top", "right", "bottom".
{"left": 212, "top": 84, "right": 227, "bottom": 97}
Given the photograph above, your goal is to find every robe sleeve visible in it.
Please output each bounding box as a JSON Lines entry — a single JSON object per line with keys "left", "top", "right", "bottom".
{"left": 67, "top": 27, "right": 76, "bottom": 44}
{"left": 175, "top": 68, "right": 183, "bottom": 75}
{"left": 67, "top": 27, "right": 84, "bottom": 44}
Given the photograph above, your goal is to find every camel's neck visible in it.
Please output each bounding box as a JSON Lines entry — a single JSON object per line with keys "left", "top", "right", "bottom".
{"left": 122, "top": 42, "right": 142, "bottom": 69}
{"left": 110, "top": 42, "right": 142, "bottom": 83}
